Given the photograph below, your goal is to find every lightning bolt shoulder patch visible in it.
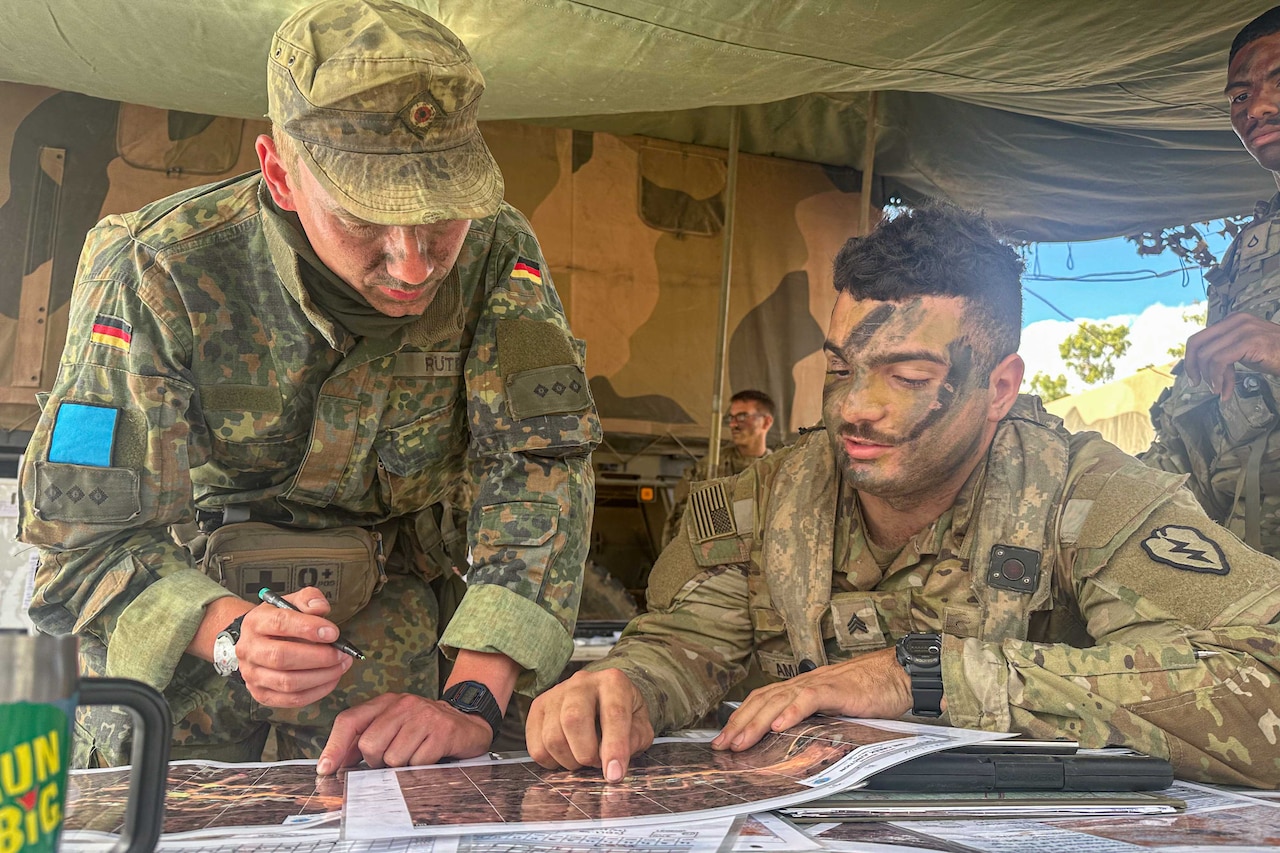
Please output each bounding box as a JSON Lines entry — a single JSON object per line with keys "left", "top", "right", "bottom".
{"left": 1140, "top": 525, "right": 1229, "bottom": 575}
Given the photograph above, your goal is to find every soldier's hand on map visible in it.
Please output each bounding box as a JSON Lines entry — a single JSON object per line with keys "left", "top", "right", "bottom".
{"left": 235, "top": 587, "right": 353, "bottom": 708}
{"left": 316, "top": 692, "right": 494, "bottom": 774}
{"left": 526, "top": 668, "right": 654, "bottom": 783}
{"left": 1183, "top": 312, "right": 1280, "bottom": 400}
{"left": 711, "top": 647, "right": 914, "bottom": 752}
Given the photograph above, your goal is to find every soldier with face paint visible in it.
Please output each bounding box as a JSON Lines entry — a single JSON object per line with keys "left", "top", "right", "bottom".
{"left": 527, "top": 203, "right": 1280, "bottom": 789}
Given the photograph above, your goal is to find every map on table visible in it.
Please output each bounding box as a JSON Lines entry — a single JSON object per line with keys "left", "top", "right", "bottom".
{"left": 64, "top": 759, "right": 343, "bottom": 839}
{"left": 345, "top": 717, "right": 1005, "bottom": 839}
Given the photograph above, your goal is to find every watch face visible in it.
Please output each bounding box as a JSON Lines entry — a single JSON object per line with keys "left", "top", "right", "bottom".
{"left": 902, "top": 635, "right": 941, "bottom": 665}
{"left": 452, "top": 682, "right": 484, "bottom": 709}
{"left": 213, "top": 632, "right": 239, "bottom": 676}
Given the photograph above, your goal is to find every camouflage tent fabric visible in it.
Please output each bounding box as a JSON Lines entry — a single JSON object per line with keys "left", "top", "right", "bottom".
{"left": 0, "top": 0, "right": 1272, "bottom": 241}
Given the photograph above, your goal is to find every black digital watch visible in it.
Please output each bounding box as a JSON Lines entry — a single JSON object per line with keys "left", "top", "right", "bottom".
{"left": 442, "top": 680, "right": 504, "bottom": 740}
{"left": 895, "top": 632, "right": 944, "bottom": 718}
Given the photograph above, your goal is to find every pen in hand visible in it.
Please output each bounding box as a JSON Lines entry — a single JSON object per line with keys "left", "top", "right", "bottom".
{"left": 258, "top": 587, "right": 366, "bottom": 660}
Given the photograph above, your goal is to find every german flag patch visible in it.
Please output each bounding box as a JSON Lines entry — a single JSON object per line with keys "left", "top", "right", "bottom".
{"left": 510, "top": 258, "right": 542, "bottom": 285}
{"left": 90, "top": 314, "right": 132, "bottom": 352}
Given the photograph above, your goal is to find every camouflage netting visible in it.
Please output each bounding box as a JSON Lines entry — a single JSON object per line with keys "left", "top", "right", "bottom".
{"left": 0, "top": 0, "right": 1272, "bottom": 242}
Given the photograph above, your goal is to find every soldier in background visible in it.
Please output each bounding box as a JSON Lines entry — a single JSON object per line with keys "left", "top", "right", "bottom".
{"left": 19, "top": 0, "right": 599, "bottom": 771}
{"left": 1144, "top": 6, "right": 1280, "bottom": 556}
{"left": 661, "top": 389, "right": 776, "bottom": 547}
{"left": 526, "top": 203, "right": 1280, "bottom": 789}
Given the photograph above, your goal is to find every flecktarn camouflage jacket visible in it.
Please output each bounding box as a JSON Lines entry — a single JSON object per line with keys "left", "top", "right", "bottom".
{"left": 20, "top": 172, "right": 600, "bottom": 697}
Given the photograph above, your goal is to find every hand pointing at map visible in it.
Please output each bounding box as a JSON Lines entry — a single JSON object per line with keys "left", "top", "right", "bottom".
{"left": 710, "top": 648, "right": 917, "bottom": 752}
{"left": 527, "top": 668, "right": 655, "bottom": 782}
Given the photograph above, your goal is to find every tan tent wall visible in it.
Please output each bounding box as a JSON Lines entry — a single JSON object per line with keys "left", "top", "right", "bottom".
{"left": 0, "top": 88, "right": 266, "bottom": 437}
{"left": 1043, "top": 366, "right": 1178, "bottom": 456}
{"left": 487, "top": 122, "right": 864, "bottom": 438}
{"left": 0, "top": 84, "right": 865, "bottom": 441}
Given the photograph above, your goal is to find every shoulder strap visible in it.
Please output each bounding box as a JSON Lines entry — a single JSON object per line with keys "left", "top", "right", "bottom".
{"left": 759, "top": 432, "right": 839, "bottom": 668}
{"left": 966, "top": 396, "right": 1071, "bottom": 640}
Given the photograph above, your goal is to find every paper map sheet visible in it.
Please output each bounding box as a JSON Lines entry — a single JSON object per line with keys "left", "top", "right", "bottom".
{"left": 730, "top": 813, "right": 823, "bottom": 852}
{"left": 62, "top": 837, "right": 446, "bottom": 853}
{"left": 453, "top": 816, "right": 738, "bottom": 853}
{"left": 345, "top": 717, "right": 1005, "bottom": 839}
{"left": 64, "top": 819, "right": 742, "bottom": 853}
{"left": 64, "top": 759, "right": 343, "bottom": 839}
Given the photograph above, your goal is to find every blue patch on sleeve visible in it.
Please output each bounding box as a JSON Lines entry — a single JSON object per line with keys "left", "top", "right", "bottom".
{"left": 48, "top": 403, "right": 119, "bottom": 467}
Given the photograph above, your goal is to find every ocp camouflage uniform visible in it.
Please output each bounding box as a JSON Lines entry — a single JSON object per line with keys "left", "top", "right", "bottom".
{"left": 1144, "top": 194, "right": 1280, "bottom": 556}
{"left": 19, "top": 172, "right": 600, "bottom": 765}
{"left": 661, "top": 446, "right": 770, "bottom": 548}
{"left": 589, "top": 396, "right": 1280, "bottom": 788}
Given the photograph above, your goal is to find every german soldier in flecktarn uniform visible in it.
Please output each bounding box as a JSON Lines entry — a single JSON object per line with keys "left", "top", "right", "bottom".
{"left": 527, "top": 203, "right": 1280, "bottom": 790}
{"left": 20, "top": 0, "right": 599, "bottom": 772}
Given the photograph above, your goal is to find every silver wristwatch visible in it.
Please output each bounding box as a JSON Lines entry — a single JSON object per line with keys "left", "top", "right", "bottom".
{"left": 213, "top": 615, "right": 247, "bottom": 677}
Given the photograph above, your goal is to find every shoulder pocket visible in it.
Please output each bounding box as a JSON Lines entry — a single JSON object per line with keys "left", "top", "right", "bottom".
{"left": 34, "top": 461, "right": 140, "bottom": 526}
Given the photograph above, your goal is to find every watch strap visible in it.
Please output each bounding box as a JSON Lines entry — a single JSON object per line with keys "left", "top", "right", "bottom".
{"left": 910, "top": 675, "right": 944, "bottom": 717}
{"left": 896, "top": 632, "right": 944, "bottom": 718}
{"left": 221, "top": 614, "right": 247, "bottom": 643}
{"left": 442, "top": 680, "right": 504, "bottom": 738}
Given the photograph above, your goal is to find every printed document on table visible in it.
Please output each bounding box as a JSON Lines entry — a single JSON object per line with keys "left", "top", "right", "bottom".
{"left": 64, "top": 759, "right": 344, "bottom": 842}
{"left": 344, "top": 717, "right": 1009, "bottom": 839}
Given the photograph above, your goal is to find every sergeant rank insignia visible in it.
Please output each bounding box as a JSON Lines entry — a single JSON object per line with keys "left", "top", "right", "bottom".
{"left": 1140, "top": 525, "right": 1229, "bottom": 575}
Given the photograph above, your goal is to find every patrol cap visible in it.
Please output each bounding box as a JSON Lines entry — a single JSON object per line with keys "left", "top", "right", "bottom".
{"left": 267, "top": 0, "right": 503, "bottom": 225}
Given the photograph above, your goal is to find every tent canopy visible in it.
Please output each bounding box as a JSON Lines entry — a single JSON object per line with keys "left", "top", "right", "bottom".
{"left": 0, "top": 0, "right": 1274, "bottom": 240}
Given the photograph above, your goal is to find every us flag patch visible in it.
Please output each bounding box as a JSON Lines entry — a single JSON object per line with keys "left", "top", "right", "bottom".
{"left": 510, "top": 259, "right": 542, "bottom": 285}
{"left": 90, "top": 314, "right": 132, "bottom": 352}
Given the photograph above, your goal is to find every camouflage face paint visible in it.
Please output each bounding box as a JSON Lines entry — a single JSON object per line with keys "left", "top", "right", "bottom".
{"left": 822, "top": 293, "right": 995, "bottom": 505}
{"left": 845, "top": 302, "right": 897, "bottom": 351}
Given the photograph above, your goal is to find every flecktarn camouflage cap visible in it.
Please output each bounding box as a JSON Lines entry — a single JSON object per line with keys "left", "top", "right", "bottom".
{"left": 267, "top": 0, "right": 504, "bottom": 224}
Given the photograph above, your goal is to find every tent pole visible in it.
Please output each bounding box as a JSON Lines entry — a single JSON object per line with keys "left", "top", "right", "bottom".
{"left": 859, "top": 91, "right": 878, "bottom": 234}
{"left": 707, "top": 106, "right": 742, "bottom": 475}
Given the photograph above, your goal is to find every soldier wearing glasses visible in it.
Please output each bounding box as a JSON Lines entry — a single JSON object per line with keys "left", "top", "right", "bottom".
{"left": 662, "top": 390, "right": 777, "bottom": 547}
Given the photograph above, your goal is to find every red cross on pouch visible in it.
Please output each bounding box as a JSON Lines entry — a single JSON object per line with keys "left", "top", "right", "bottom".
{"left": 243, "top": 569, "right": 286, "bottom": 598}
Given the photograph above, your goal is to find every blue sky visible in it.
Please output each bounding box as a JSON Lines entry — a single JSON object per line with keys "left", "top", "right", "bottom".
{"left": 1019, "top": 230, "right": 1229, "bottom": 328}
{"left": 1015, "top": 225, "right": 1238, "bottom": 393}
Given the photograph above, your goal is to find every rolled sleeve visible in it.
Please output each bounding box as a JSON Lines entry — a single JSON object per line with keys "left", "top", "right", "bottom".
{"left": 106, "top": 569, "right": 234, "bottom": 689}
{"left": 941, "top": 635, "right": 1012, "bottom": 732}
{"left": 440, "top": 583, "right": 573, "bottom": 694}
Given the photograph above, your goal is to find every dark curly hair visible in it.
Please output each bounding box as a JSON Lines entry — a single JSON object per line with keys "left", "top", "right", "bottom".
{"left": 1231, "top": 7, "right": 1280, "bottom": 66}
{"left": 832, "top": 202, "right": 1023, "bottom": 376}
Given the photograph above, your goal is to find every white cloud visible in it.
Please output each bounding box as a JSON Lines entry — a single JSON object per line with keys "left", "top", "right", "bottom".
{"left": 1019, "top": 302, "right": 1205, "bottom": 395}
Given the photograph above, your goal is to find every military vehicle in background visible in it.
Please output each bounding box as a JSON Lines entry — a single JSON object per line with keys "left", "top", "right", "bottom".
{"left": 0, "top": 84, "right": 869, "bottom": 614}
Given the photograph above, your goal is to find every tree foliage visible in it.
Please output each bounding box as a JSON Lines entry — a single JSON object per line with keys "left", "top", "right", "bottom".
{"left": 1059, "top": 321, "right": 1131, "bottom": 385}
{"left": 1028, "top": 371, "right": 1069, "bottom": 402}
{"left": 1167, "top": 302, "right": 1208, "bottom": 359}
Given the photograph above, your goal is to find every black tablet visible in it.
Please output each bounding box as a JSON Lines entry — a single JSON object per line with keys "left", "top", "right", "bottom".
{"left": 863, "top": 750, "right": 1174, "bottom": 792}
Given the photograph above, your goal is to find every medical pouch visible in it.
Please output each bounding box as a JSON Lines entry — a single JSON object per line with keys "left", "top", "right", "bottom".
{"left": 200, "top": 522, "right": 385, "bottom": 626}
